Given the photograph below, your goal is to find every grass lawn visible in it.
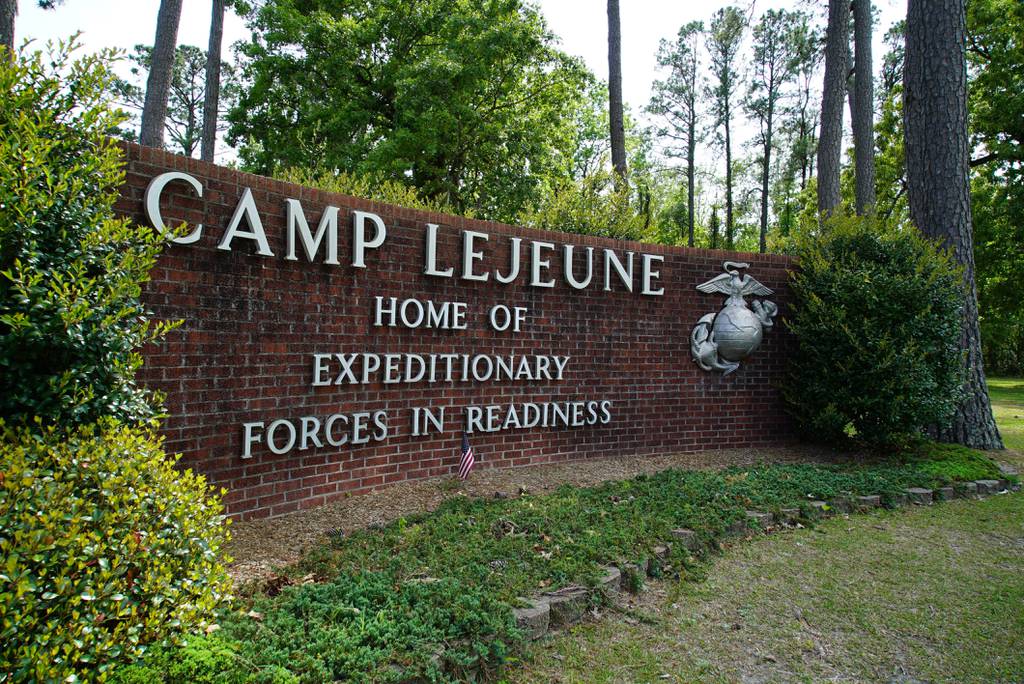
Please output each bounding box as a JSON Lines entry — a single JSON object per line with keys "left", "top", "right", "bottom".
{"left": 509, "top": 495, "right": 1024, "bottom": 683}
{"left": 989, "top": 376, "right": 1024, "bottom": 454}
{"left": 508, "top": 380, "right": 1024, "bottom": 684}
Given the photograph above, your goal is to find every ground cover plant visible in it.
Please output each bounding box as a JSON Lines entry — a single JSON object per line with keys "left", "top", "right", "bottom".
{"left": 110, "top": 444, "right": 1011, "bottom": 683}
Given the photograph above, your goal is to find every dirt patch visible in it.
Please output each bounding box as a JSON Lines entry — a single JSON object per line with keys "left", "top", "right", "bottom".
{"left": 225, "top": 444, "right": 858, "bottom": 584}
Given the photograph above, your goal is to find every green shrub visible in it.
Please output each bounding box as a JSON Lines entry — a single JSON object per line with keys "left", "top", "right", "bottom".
{"left": 783, "top": 217, "right": 965, "bottom": 446}
{"left": 278, "top": 168, "right": 466, "bottom": 217}
{"left": 0, "top": 420, "right": 232, "bottom": 682}
{"left": 520, "top": 170, "right": 650, "bottom": 241}
{"left": 0, "top": 39, "right": 175, "bottom": 427}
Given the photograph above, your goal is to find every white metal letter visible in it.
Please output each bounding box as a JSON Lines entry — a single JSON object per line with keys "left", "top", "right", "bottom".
{"left": 285, "top": 199, "right": 339, "bottom": 264}
{"left": 218, "top": 187, "right": 273, "bottom": 256}
{"left": 352, "top": 211, "right": 387, "bottom": 268}
{"left": 144, "top": 171, "right": 204, "bottom": 244}
{"left": 461, "top": 230, "right": 490, "bottom": 281}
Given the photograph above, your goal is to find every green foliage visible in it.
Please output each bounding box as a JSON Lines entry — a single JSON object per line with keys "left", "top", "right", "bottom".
{"left": 973, "top": 168, "right": 1024, "bottom": 375}
{"left": 783, "top": 216, "right": 966, "bottom": 446}
{"left": 226, "top": 573, "right": 515, "bottom": 683}
{"left": 520, "top": 170, "right": 650, "bottom": 241}
{"left": 0, "top": 420, "right": 232, "bottom": 682}
{"left": 277, "top": 168, "right": 464, "bottom": 218}
{"left": 907, "top": 442, "right": 1007, "bottom": 484}
{"left": 108, "top": 634, "right": 270, "bottom": 684}
{"left": 967, "top": 0, "right": 1024, "bottom": 172}
{"left": 229, "top": 0, "right": 591, "bottom": 223}
{"left": 116, "top": 573, "right": 514, "bottom": 684}
{"left": 0, "top": 39, "right": 175, "bottom": 427}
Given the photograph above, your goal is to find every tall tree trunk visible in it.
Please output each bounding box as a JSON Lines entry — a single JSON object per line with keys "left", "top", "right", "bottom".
{"left": 759, "top": 101, "right": 773, "bottom": 254}
{"left": 852, "top": 0, "right": 876, "bottom": 214}
{"left": 709, "top": 206, "right": 720, "bottom": 250}
{"left": 817, "top": 0, "right": 849, "bottom": 216}
{"left": 799, "top": 112, "right": 809, "bottom": 191}
{"left": 687, "top": 120, "right": 696, "bottom": 247}
{"left": 200, "top": 0, "right": 225, "bottom": 162}
{"left": 724, "top": 100, "right": 734, "bottom": 249}
{"left": 0, "top": 0, "right": 16, "bottom": 52}
{"left": 140, "top": 0, "right": 184, "bottom": 148}
{"left": 607, "top": 0, "right": 627, "bottom": 182}
{"left": 904, "top": 0, "right": 1003, "bottom": 449}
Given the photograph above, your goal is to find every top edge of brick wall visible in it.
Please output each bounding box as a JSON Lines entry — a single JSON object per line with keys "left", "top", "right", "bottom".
{"left": 119, "top": 141, "right": 795, "bottom": 267}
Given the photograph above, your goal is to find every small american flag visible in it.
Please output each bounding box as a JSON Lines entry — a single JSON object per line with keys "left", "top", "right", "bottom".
{"left": 458, "top": 432, "right": 475, "bottom": 480}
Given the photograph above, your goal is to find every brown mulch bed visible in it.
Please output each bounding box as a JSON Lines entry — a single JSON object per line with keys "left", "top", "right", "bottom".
{"left": 225, "top": 444, "right": 863, "bottom": 585}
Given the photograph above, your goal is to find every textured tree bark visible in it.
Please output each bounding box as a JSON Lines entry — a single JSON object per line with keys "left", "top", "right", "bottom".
{"left": 817, "top": 0, "right": 848, "bottom": 216}
{"left": 200, "top": 0, "right": 225, "bottom": 162}
{"left": 852, "top": 0, "right": 876, "bottom": 214}
{"left": 904, "top": 0, "right": 1003, "bottom": 449}
{"left": 607, "top": 0, "right": 627, "bottom": 182}
{"left": 0, "top": 0, "right": 16, "bottom": 52}
{"left": 140, "top": 0, "right": 184, "bottom": 148}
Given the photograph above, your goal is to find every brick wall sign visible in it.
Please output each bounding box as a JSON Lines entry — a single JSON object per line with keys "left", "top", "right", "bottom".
{"left": 116, "top": 143, "right": 796, "bottom": 520}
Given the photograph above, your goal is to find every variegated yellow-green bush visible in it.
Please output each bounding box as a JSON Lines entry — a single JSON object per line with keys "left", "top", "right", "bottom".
{"left": 0, "top": 420, "right": 232, "bottom": 683}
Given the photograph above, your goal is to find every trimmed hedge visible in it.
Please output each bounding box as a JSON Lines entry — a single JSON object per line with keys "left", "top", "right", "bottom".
{"left": 783, "top": 217, "right": 965, "bottom": 446}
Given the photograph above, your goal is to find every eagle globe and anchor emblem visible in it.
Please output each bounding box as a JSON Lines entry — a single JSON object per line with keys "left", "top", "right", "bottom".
{"left": 690, "top": 261, "right": 778, "bottom": 375}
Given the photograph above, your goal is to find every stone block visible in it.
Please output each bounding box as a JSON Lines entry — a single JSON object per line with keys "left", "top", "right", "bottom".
{"left": 975, "top": 479, "right": 1000, "bottom": 496}
{"left": 935, "top": 486, "right": 956, "bottom": 502}
{"left": 726, "top": 518, "right": 750, "bottom": 536}
{"left": 830, "top": 497, "right": 855, "bottom": 515}
{"left": 996, "top": 479, "right": 1009, "bottom": 492}
{"left": 778, "top": 508, "right": 801, "bottom": 525}
{"left": 745, "top": 510, "right": 774, "bottom": 529}
{"left": 890, "top": 493, "right": 909, "bottom": 507}
{"left": 670, "top": 528, "right": 702, "bottom": 553}
{"left": 857, "top": 494, "right": 882, "bottom": 509}
{"left": 807, "top": 500, "right": 832, "bottom": 518}
{"left": 597, "top": 566, "right": 621, "bottom": 595}
{"left": 512, "top": 597, "right": 550, "bottom": 641}
{"left": 652, "top": 544, "right": 670, "bottom": 559}
{"left": 620, "top": 560, "right": 648, "bottom": 591}
{"left": 905, "top": 487, "right": 933, "bottom": 505}
{"left": 956, "top": 481, "right": 978, "bottom": 497}
{"left": 543, "top": 587, "right": 589, "bottom": 627}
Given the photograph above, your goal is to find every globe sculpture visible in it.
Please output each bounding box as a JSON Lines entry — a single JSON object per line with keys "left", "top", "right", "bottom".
{"left": 690, "top": 262, "right": 778, "bottom": 375}
{"left": 712, "top": 305, "right": 764, "bottom": 362}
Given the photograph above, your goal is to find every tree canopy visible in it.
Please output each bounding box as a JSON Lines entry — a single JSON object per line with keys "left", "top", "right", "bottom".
{"left": 228, "top": 0, "right": 591, "bottom": 223}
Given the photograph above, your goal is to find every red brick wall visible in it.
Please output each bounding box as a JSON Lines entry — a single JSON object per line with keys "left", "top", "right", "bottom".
{"left": 116, "top": 143, "right": 797, "bottom": 520}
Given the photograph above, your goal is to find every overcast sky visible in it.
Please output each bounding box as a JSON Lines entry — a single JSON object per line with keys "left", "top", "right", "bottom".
{"left": 17, "top": 0, "right": 906, "bottom": 183}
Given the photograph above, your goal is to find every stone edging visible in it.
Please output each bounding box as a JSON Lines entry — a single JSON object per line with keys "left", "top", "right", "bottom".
{"left": 511, "top": 478, "right": 1020, "bottom": 641}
